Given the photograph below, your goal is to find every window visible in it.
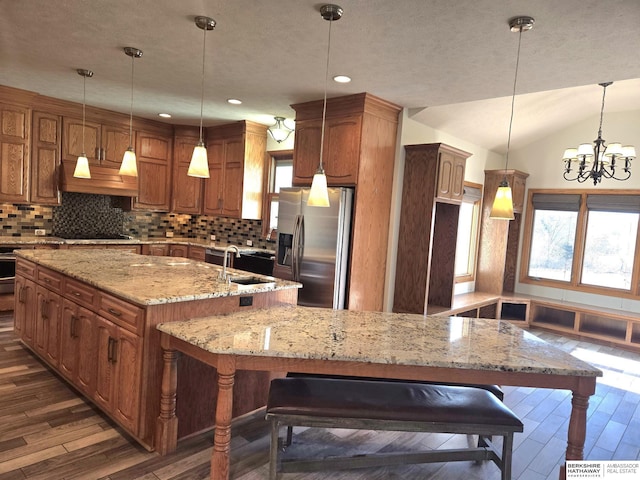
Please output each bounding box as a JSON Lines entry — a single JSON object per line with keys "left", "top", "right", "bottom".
{"left": 262, "top": 151, "right": 293, "bottom": 238}
{"left": 454, "top": 183, "right": 482, "bottom": 282}
{"left": 522, "top": 190, "right": 640, "bottom": 296}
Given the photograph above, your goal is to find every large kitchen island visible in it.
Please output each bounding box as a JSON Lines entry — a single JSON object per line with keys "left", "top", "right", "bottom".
{"left": 12, "top": 249, "right": 300, "bottom": 451}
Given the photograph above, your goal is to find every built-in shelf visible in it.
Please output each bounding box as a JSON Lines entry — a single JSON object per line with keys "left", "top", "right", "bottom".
{"left": 530, "top": 304, "right": 576, "bottom": 330}
{"left": 578, "top": 313, "right": 628, "bottom": 342}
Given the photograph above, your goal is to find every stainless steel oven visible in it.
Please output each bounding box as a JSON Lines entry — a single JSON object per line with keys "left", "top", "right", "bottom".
{"left": 0, "top": 247, "right": 17, "bottom": 294}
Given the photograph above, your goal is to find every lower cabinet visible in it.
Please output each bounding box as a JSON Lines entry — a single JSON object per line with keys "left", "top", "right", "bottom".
{"left": 14, "top": 275, "right": 36, "bottom": 343}
{"left": 35, "top": 285, "right": 62, "bottom": 367}
{"left": 94, "top": 315, "right": 142, "bottom": 434}
{"left": 60, "top": 300, "right": 97, "bottom": 396}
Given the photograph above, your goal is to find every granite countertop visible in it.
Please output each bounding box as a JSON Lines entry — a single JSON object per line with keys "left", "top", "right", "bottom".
{"left": 0, "top": 236, "right": 273, "bottom": 254}
{"left": 157, "top": 305, "right": 603, "bottom": 378}
{"left": 15, "top": 249, "right": 299, "bottom": 306}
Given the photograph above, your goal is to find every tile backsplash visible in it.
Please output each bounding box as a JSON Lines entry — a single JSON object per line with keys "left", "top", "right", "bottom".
{"left": 0, "top": 193, "right": 274, "bottom": 249}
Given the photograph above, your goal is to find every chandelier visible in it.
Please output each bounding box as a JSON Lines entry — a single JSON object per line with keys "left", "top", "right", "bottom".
{"left": 563, "top": 82, "right": 635, "bottom": 185}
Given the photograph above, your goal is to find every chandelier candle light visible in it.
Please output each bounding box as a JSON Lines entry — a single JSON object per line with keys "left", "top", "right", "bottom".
{"left": 120, "top": 47, "right": 142, "bottom": 176}
{"left": 307, "top": 4, "right": 343, "bottom": 208}
{"left": 73, "top": 69, "right": 94, "bottom": 179}
{"left": 188, "top": 15, "right": 216, "bottom": 178}
{"left": 562, "top": 82, "right": 635, "bottom": 185}
{"left": 490, "top": 16, "right": 534, "bottom": 220}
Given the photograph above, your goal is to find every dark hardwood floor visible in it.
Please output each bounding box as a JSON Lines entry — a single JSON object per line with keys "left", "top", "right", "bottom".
{"left": 1, "top": 312, "right": 639, "bottom": 479}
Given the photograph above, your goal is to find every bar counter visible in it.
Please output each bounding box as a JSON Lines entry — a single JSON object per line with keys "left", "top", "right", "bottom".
{"left": 157, "top": 305, "right": 602, "bottom": 480}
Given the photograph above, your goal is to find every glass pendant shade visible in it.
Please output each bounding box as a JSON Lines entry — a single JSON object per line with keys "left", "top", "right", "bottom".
{"left": 188, "top": 142, "right": 210, "bottom": 178}
{"left": 490, "top": 182, "right": 515, "bottom": 220}
{"left": 74, "top": 154, "right": 91, "bottom": 179}
{"left": 268, "top": 117, "right": 293, "bottom": 143}
{"left": 307, "top": 168, "right": 330, "bottom": 207}
{"left": 119, "top": 147, "right": 138, "bottom": 176}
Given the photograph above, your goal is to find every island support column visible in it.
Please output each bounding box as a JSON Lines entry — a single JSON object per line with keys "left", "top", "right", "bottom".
{"left": 211, "top": 355, "right": 237, "bottom": 480}
{"left": 156, "top": 336, "right": 180, "bottom": 455}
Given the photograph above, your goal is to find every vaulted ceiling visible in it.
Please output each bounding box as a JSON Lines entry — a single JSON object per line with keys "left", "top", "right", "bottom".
{"left": 2, "top": 0, "right": 639, "bottom": 153}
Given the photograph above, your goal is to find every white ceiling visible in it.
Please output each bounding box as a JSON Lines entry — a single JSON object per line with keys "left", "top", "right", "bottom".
{"left": 1, "top": 0, "right": 639, "bottom": 153}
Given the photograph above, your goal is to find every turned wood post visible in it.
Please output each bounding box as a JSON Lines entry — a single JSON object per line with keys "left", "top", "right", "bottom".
{"left": 210, "top": 355, "right": 236, "bottom": 480}
{"left": 155, "top": 337, "right": 180, "bottom": 455}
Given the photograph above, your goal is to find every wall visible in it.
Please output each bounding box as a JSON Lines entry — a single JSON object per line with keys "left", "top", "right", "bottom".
{"left": 507, "top": 109, "right": 640, "bottom": 314}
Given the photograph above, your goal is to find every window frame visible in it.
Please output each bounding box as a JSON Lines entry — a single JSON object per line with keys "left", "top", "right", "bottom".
{"left": 520, "top": 188, "right": 640, "bottom": 299}
{"left": 261, "top": 150, "right": 294, "bottom": 239}
{"left": 454, "top": 181, "right": 483, "bottom": 284}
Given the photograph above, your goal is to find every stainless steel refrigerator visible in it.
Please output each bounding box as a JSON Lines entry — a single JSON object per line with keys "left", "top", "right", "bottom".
{"left": 273, "top": 187, "right": 353, "bottom": 309}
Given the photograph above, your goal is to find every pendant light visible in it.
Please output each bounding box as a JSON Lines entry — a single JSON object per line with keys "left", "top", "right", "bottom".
{"left": 73, "top": 69, "right": 94, "bottom": 179}
{"left": 120, "top": 47, "right": 142, "bottom": 176}
{"left": 188, "top": 15, "right": 216, "bottom": 178}
{"left": 307, "top": 4, "right": 343, "bottom": 208}
{"left": 267, "top": 116, "right": 294, "bottom": 143}
{"left": 489, "top": 16, "right": 534, "bottom": 220}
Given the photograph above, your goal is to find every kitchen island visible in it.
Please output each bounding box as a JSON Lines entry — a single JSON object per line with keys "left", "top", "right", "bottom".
{"left": 157, "top": 305, "right": 602, "bottom": 480}
{"left": 13, "top": 249, "right": 300, "bottom": 451}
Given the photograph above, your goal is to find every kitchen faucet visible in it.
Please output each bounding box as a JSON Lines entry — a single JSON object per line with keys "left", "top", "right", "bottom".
{"left": 219, "top": 245, "right": 241, "bottom": 281}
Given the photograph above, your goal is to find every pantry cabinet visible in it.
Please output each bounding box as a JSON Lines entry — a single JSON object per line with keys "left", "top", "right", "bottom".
{"left": 30, "top": 111, "right": 62, "bottom": 205}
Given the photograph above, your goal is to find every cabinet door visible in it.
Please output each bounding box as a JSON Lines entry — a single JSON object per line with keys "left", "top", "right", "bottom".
{"left": 62, "top": 117, "right": 101, "bottom": 165}
{"left": 292, "top": 119, "right": 322, "bottom": 184}
{"left": 60, "top": 299, "right": 79, "bottom": 380}
{"left": 293, "top": 116, "right": 360, "bottom": 186}
{"left": 35, "top": 286, "right": 62, "bottom": 366}
{"left": 94, "top": 315, "right": 117, "bottom": 411}
{"left": 76, "top": 307, "right": 97, "bottom": 395}
{"left": 134, "top": 132, "right": 172, "bottom": 211}
{"left": 14, "top": 275, "right": 36, "bottom": 342}
{"left": 171, "top": 135, "right": 203, "bottom": 213}
{"left": 511, "top": 173, "right": 527, "bottom": 213}
{"left": 169, "top": 245, "right": 188, "bottom": 258}
{"left": 31, "top": 111, "right": 61, "bottom": 205}
{"left": 220, "top": 136, "right": 244, "bottom": 217}
{"left": 0, "top": 103, "right": 30, "bottom": 203}
{"left": 102, "top": 124, "right": 132, "bottom": 169}
{"left": 436, "top": 150, "right": 466, "bottom": 203}
{"left": 202, "top": 139, "right": 225, "bottom": 215}
{"left": 111, "top": 327, "right": 141, "bottom": 433}
{"left": 145, "top": 244, "right": 169, "bottom": 256}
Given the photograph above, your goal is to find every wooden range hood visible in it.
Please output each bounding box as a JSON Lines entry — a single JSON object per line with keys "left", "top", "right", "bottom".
{"left": 60, "top": 161, "right": 139, "bottom": 197}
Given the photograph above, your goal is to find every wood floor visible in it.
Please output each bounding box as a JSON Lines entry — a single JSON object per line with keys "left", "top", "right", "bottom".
{"left": 1, "top": 312, "right": 640, "bottom": 480}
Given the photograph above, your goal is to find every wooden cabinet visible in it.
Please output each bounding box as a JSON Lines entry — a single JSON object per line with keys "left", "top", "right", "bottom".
{"left": 94, "top": 314, "right": 142, "bottom": 434}
{"left": 62, "top": 118, "right": 130, "bottom": 169}
{"left": 60, "top": 299, "right": 97, "bottom": 396}
{"left": 169, "top": 244, "right": 188, "bottom": 258}
{"left": 133, "top": 131, "right": 172, "bottom": 211}
{"left": 35, "top": 284, "right": 62, "bottom": 366}
{"left": 171, "top": 127, "right": 203, "bottom": 214}
{"left": 293, "top": 115, "right": 361, "bottom": 185}
{"left": 393, "top": 143, "right": 472, "bottom": 314}
{"left": 475, "top": 170, "right": 529, "bottom": 295}
{"left": 188, "top": 245, "right": 206, "bottom": 262}
{"left": 30, "top": 111, "right": 62, "bottom": 205}
{"left": 14, "top": 274, "right": 36, "bottom": 345}
{"left": 291, "top": 93, "right": 402, "bottom": 312}
{"left": 0, "top": 102, "right": 31, "bottom": 203}
{"left": 203, "top": 121, "right": 267, "bottom": 219}
{"left": 143, "top": 243, "right": 170, "bottom": 256}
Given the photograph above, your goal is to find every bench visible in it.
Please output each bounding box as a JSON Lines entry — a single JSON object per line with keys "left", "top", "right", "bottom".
{"left": 266, "top": 377, "right": 523, "bottom": 480}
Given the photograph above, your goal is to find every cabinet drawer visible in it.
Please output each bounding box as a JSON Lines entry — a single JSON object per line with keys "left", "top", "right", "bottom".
{"left": 37, "top": 267, "right": 62, "bottom": 293}
{"left": 98, "top": 292, "right": 143, "bottom": 334}
{"left": 15, "top": 258, "right": 36, "bottom": 279}
{"left": 64, "top": 277, "right": 98, "bottom": 309}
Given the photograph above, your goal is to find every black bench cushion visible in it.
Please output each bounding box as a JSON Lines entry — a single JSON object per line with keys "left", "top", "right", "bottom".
{"left": 267, "top": 377, "right": 522, "bottom": 429}
{"left": 286, "top": 372, "right": 504, "bottom": 401}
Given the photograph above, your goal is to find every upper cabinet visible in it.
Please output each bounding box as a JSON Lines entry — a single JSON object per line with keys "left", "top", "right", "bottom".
{"left": 30, "top": 111, "right": 62, "bottom": 205}
{"left": 171, "top": 127, "right": 203, "bottom": 214}
{"left": 203, "top": 121, "right": 267, "bottom": 219}
{"left": 133, "top": 131, "right": 172, "bottom": 211}
{"left": 436, "top": 148, "right": 466, "bottom": 203}
{"left": 0, "top": 101, "right": 31, "bottom": 203}
{"left": 62, "top": 118, "right": 130, "bottom": 170}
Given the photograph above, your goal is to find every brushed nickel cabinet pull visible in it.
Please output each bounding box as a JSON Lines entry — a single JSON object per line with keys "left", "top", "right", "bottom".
{"left": 107, "top": 308, "right": 122, "bottom": 317}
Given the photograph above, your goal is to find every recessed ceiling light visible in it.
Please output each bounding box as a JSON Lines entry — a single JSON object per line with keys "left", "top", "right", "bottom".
{"left": 333, "top": 75, "right": 351, "bottom": 83}
{"left": 227, "top": 98, "right": 242, "bottom": 105}
{"left": 158, "top": 113, "right": 172, "bottom": 118}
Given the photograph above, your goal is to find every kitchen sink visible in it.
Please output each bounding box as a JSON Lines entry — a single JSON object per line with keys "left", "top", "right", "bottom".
{"left": 229, "top": 275, "right": 274, "bottom": 286}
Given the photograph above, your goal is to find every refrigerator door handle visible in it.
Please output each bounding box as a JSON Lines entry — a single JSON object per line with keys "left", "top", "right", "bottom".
{"left": 292, "top": 214, "right": 301, "bottom": 281}
{"left": 297, "top": 214, "right": 305, "bottom": 281}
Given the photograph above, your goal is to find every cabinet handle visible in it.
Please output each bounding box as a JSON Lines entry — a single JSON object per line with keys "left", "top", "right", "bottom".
{"left": 111, "top": 339, "right": 118, "bottom": 363}
{"left": 43, "top": 277, "right": 51, "bottom": 284}
{"left": 71, "top": 291, "right": 81, "bottom": 297}
{"left": 41, "top": 300, "right": 48, "bottom": 320}
{"left": 107, "top": 337, "right": 114, "bottom": 362}
{"left": 18, "top": 286, "right": 26, "bottom": 303}
{"left": 107, "top": 308, "right": 122, "bottom": 317}
{"left": 70, "top": 315, "right": 78, "bottom": 338}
